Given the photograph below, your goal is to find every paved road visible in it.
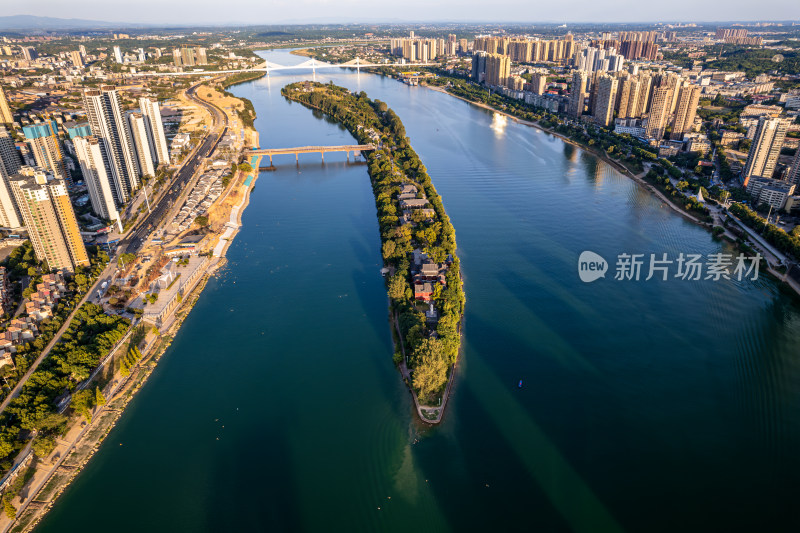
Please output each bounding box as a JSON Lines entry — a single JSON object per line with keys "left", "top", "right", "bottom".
{"left": 0, "top": 82, "right": 227, "bottom": 419}
{"left": 0, "top": 262, "right": 116, "bottom": 417}
{"left": 120, "top": 80, "right": 229, "bottom": 255}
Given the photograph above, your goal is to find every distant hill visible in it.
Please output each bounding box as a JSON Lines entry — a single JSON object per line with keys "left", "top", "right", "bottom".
{"left": 0, "top": 15, "right": 135, "bottom": 31}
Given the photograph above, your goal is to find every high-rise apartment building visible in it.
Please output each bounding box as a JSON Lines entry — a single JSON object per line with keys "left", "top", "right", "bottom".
{"left": 181, "top": 47, "right": 196, "bottom": 67}
{"left": 473, "top": 35, "right": 574, "bottom": 63}
{"left": 128, "top": 113, "right": 156, "bottom": 178}
{"left": 0, "top": 128, "right": 21, "bottom": 178}
{"left": 139, "top": 97, "right": 170, "bottom": 166}
{"left": 74, "top": 136, "right": 121, "bottom": 228}
{"left": 0, "top": 128, "right": 23, "bottom": 229}
{"left": 530, "top": 73, "right": 547, "bottom": 95}
{"left": 70, "top": 50, "right": 84, "bottom": 68}
{"left": 787, "top": 148, "right": 800, "bottom": 186}
{"left": 743, "top": 117, "right": 789, "bottom": 185}
{"left": 507, "top": 39, "right": 533, "bottom": 63}
{"left": 0, "top": 86, "right": 13, "bottom": 124}
{"left": 9, "top": 167, "right": 89, "bottom": 272}
{"left": 113, "top": 45, "right": 123, "bottom": 63}
{"left": 575, "top": 46, "right": 625, "bottom": 74}
{"left": 670, "top": 84, "right": 701, "bottom": 140}
{"left": 615, "top": 75, "right": 640, "bottom": 119}
{"left": 484, "top": 53, "right": 510, "bottom": 87}
{"left": 21, "top": 47, "right": 37, "bottom": 61}
{"left": 644, "top": 78, "right": 673, "bottom": 140}
{"left": 195, "top": 47, "right": 208, "bottom": 65}
{"left": 593, "top": 74, "right": 618, "bottom": 127}
{"left": 634, "top": 72, "right": 653, "bottom": 118}
{"left": 23, "top": 121, "right": 69, "bottom": 183}
{"left": 471, "top": 51, "right": 487, "bottom": 83}
{"left": 83, "top": 86, "right": 140, "bottom": 203}
{"left": 568, "top": 70, "right": 588, "bottom": 118}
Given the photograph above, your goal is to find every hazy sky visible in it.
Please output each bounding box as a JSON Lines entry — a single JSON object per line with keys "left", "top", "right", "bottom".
{"left": 11, "top": 0, "right": 800, "bottom": 25}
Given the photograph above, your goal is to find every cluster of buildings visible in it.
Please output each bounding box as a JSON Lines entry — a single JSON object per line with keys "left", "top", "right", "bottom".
{"left": 397, "top": 183, "right": 435, "bottom": 225}
{"left": 0, "top": 83, "right": 170, "bottom": 272}
{"left": 0, "top": 271, "right": 66, "bottom": 368}
{"left": 741, "top": 116, "right": 800, "bottom": 211}
{"left": 456, "top": 27, "right": 800, "bottom": 214}
{"left": 389, "top": 33, "right": 464, "bottom": 62}
{"left": 714, "top": 28, "right": 763, "bottom": 46}
{"left": 166, "top": 168, "right": 225, "bottom": 236}
{"left": 587, "top": 34, "right": 661, "bottom": 62}
{"left": 0, "top": 162, "right": 88, "bottom": 272}
{"left": 172, "top": 47, "right": 209, "bottom": 68}
{"left": 473, "top": 35, "right": 577, "bottom": 64}
{"left": 411, "top": 248, "right": 447, "bottom": 303}
{"left": 568, "top": 69, "right": 702, "bottom": 139}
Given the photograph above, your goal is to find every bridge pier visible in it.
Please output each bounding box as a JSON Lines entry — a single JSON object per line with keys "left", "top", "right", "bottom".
{"left": 321, "top": 151, "right": 324, "bottom": 163}
{"left": 295, "top": 153, "right": 298, "bottom": 164}
{"left": 268, "top": 154, "right": 273, "bottom": 166}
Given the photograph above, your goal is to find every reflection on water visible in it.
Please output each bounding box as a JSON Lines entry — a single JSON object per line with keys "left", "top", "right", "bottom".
{"left": 490, "top": 112, "right": 507, "bottom": 136}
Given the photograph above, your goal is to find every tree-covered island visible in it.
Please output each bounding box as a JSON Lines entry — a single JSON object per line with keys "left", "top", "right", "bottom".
{"left": 282, "top": 81, "right": 465, "bottom": 422}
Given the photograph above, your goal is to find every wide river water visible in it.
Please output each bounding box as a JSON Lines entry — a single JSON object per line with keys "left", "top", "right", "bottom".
{"left": 37, "top": 49, "right": 800, "bottom": 532}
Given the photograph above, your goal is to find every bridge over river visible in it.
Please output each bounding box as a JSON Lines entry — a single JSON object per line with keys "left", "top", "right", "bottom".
{"left": 248, "top": 144, "right": 376, "bottom": 166}
{"left": 137, "top": 57, "right": 439, "bottom": 77}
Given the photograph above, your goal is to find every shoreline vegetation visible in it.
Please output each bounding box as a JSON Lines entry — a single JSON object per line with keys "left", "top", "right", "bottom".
{"left": 282, "top": 81, "right": 465, "bottom": 423}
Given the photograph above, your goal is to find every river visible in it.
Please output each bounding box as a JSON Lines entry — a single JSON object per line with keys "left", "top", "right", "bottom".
{"left": 36, "top": 49, "right": 800, "bottom": 532}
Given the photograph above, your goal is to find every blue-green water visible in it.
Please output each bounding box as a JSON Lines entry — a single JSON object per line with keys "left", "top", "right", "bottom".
{"left": 36, "top": 49, "right": 800, "bottom": 532}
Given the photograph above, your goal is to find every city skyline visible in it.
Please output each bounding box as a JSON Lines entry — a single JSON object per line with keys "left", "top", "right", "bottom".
{"left": 2, "top": 3, "right": 800, "bottom": 26}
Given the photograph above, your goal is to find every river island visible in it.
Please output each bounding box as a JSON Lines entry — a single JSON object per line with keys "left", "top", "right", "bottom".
{"left": 282, "top": 81, "right": 465, "bottom": 422}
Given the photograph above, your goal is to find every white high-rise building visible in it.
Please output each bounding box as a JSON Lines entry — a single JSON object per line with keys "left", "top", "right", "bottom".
{"left": 0, "top": 128, "right": 23, "bottom": 228}
{"left": 74, "top": 136, "right": 121, "bottom": 230}
{"left": 128, "top": 112, "right": 156, "bottom": 178}
{"left": 788, "top": 148, "right": 800, "bottom": 186}
{"left": 113, "top": 45, "right": 123, "bottom": 64}
{"left": 83, "top": 86, "right": 140, "bottom": 204}
{"left": 139, "top": 97, "right": 170, "bottom": 166}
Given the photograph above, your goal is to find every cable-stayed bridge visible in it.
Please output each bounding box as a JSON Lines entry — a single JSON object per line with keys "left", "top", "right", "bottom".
{"left": 136, "top": 57, "right": 438, "bottom": 77}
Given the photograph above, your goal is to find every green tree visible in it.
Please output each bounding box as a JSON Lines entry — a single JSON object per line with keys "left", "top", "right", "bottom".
{"left": 387, "top": 273, "right": 406, "bottom": 300}
{"left": 70, "top": 389, "right": 95, "bottom": 421}
{"left": 0, "top": 435, "right": 14, "bottom": 459}
{"left": 95, "top": 386, "right": 106, "bottom": 407}
{"left": 117, "top": 252, "right": 136, "bottom": 268}
{"left": 238, "top": 162, "right": 253, "bottom": 173}
{"left": 3, "top": 499, "right": 15, "bottom": 520}
{"left": 195, "top": 215, "right": 209, "bottom": 227}
{"left": 381, "top": 239, "right": 396, "bottom": 260}
{"left": 412, "top": 338, "right": 449, "bottom": 404}
{"left": 32, "top": 434, "right": 57, "bottom": 458}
